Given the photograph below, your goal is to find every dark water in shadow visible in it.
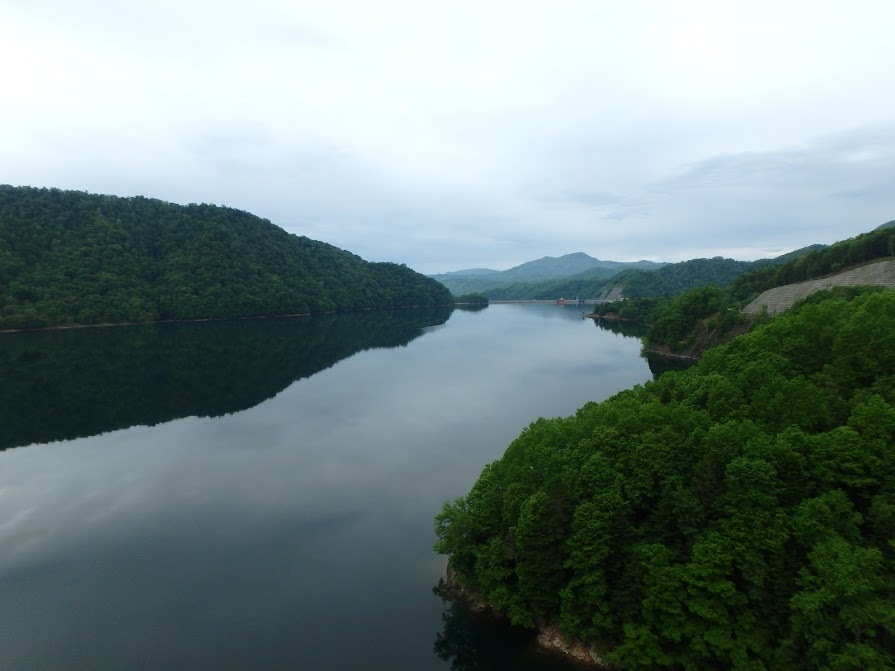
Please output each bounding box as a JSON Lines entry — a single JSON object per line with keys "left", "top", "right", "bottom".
{"left": 0, "top": 308, "right": 454, "bottom": 450}
{"left": 0, "top": 304, "right": 652, "bottom": 670}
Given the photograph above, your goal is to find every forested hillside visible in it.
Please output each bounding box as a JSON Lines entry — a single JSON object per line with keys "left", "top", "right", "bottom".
{"left": 602, "top": 257, "right": 757, "bottom": 299}
{"left": 482, "top": 269, "right": 617, "bottom": 301}
{"left": 729, "top": 225, "right": 895, "bottom": 303}
{"left": 432, "top": 253, "right": 663, "bottom": 297}
{"left": 435, "top": 288, "right": 895, "bottom": 670}
{"left": 482, "top": 257, "right": 761, "bottom": 301}
{"left": 594, "top": 225, "right": 895, "bottom": 355}
{"left": 0, "top": 185, "right": 452, "bottom": 329}
{"left": 743, "top": 260, "right": 895, "bottom": 316}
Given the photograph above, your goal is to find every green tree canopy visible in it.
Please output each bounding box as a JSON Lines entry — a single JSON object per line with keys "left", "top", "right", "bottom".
{"left": 435, "top": 289, "right": 895, "bottom": 670}
{"left": 0, "top": 185, "right": 452, "bottom": 329}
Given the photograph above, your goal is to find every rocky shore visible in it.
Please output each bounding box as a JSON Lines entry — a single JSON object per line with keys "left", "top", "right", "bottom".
{"left": 536, "top": 625, "right": 609, "bottom": 667}
{"left": 436, "top": 563, "right": 611, "bottom": 669}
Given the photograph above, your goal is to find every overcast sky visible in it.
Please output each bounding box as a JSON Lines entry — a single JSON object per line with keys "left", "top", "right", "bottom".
{"left": 3, "top": 0, "right": 895, "bottom": 273}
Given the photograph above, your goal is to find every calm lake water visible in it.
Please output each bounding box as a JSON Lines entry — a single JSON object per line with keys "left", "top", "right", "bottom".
{"left": 0, "top": 304, "right": 655, "bottom": 670}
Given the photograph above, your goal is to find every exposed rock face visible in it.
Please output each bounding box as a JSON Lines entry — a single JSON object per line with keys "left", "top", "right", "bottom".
{"left": 436, "top": 563, "right": 493, "bottom": 613}
{"left": 599, "top": 286, "right": 625, "bottom": 301}
{"left": 438, "top": 563, "right": 611, "bottom": 668}
{"left": 536, "top": 625, "right": 610, "bottom": 668}
{"left": 742, "top": 259, "right": 895, "bottom": 316}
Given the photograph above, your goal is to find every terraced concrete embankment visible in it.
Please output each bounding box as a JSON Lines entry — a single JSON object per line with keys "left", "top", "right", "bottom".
{"left": 742, "top": 259, "right": 895, "bottom": 316}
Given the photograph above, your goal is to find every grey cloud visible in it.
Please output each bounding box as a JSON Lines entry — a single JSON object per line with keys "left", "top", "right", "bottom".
{"left": 568, "top": 125, "right": 895, "bottom": 261}
{"left": 4, "top": 2, "right": 895, "bottom": 273}
{"left": 549, "top": 190, "right": 626, "bottom": 207}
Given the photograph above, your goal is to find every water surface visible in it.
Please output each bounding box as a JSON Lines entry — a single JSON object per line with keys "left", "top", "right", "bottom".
{"left": 0, "top": 304, "right": 652, "bottom": 670}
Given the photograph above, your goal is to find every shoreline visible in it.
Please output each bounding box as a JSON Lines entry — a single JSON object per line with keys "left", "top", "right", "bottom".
{"left": 0, "top": 303, "right": 458, "bottom": 336}
{"left": 582, "top": 312, "right": 640, "bottom": 323}
{"left": 584, "top": 314, "right": 701, "bottom": 362}
{"left": 436, "top": 563, "right": 610, "bottom": 669}
{"left": 642, "top": 347, "right": 700, "bottom": 362}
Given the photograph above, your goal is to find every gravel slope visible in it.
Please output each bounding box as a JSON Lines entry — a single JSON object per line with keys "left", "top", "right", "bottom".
{"left": 742, "top": 259, "right": 895, "bottom": 316}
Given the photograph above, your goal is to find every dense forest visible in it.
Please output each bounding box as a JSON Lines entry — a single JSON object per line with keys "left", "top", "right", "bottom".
{"left": 0, "top": 185, "right": 453, "bottom": 329}
{"left": 475, "top": 238, "right": 871, "bottom": 303}
{"left": 484, "top": 257, "right": 761, "bottom": 301}
{"left": 604, "top": 258, "right": 758, "bottom": 299}
{"left": 453, "top": 292, "right": 490, "bottom": 305}
{"left": 592, "top": 225, "right": 895, "bottom": 354}
{"left": 728, "top": 225, "right": 895, "bottom": 303}
{"left": 593, "top": 286, "right": 750, "bottom": 356}
{"left": 435, "top": 288, "right": 895, "bottom": 670}
{"left": 484, "top": 270, "right": 617, "bottom": 301}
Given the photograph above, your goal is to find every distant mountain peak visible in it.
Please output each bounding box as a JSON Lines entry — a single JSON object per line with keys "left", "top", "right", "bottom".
{"left": 429, "top": 253, "right": 667, "bottom": 296}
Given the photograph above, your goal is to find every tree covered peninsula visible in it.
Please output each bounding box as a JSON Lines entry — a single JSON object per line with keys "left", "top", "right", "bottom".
{"left": 590, "top": 225, "right": 895, "bottom": 357}
{"left": 435, "top": 288, "right": 895, "bottom": 670}
{"left": 0, "top": 185, "right": 452, "bottom": 329}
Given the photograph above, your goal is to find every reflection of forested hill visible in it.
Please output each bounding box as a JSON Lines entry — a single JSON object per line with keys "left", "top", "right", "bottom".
{"left": 0, "top": 308, "right": 453, "bottom": 450}
{"left": 590, "top": 315, "right": 695, "bottom": 378}
{"left": 589, "top": 316, "right": 647, "bottom": 339}
{"left": 0, "top": 185, "right": 452, "bottom": 329}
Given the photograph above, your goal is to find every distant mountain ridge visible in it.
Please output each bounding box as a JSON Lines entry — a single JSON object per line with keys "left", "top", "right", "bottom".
{"left": 479, "top": 256, "right": 759, "bottom": 301}
{"left": 441, "top": 242, "right": 844, "bottom": 301}
{"left": 431, "top": 252, "right": 665, "bottom": 295}
{"left": 766, "top": 244, "right": 827, "bottom": 265}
